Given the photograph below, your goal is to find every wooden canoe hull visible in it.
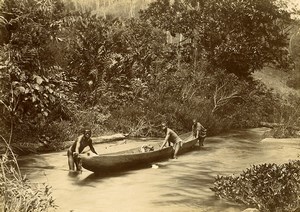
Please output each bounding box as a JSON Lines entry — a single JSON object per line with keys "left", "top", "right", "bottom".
{"left": 81, "top": 137, "right": 198, "bottom": 173}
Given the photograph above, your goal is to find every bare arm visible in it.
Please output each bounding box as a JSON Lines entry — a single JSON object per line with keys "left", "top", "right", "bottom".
{"left": 72, "top": 137, "right": 81, "bottom": 158}
{"left": 196, "top": 123, "right": 201, "bottom": 137}
{"left": 196, "top": 130, "right": 199, "bottom": 138}
{"left": 160, "top": 131, "right": 170, "bottom": 149}
{"left": 74, "top": 137, "right": 81, "bottom": 154}
{"left": 89, "top": 140, "right": 98, "bottom": 155}
{"left": 191, "top": 125, "right": 194, "bottom": 137}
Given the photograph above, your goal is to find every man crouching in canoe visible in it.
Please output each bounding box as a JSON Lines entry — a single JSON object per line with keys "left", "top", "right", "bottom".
{"left": 160, "top": 123, "right": 182, "bottom": 159}
{"left": 67, "top": 129, "right": 98, "bottom": 172}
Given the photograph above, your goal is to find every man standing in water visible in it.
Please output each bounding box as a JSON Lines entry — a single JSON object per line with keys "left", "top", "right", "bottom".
{"left": 160, "top": 123, "right": 182, "bottom": 159}
{"left": 192, "top": 119, "right": 207, "bottom": 147}
{"left": 67, "top": 129, "right": 98, "bottom": 172}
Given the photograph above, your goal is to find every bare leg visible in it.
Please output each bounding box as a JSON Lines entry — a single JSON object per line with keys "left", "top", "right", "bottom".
{"left": 173, "top": 142, "right": 181, "bottom": 159}
{"left": 78, "top": 157, "right": 82, "bottom": 172}
{"left": 199, "top": 137, "right": 204, "bottom": 146}
{"left": 74, "top": 157, "right": 82, "bottom": 172}
{"left": 73, "top": 155, "right": 82, "bottom": 172}
{"left": 67, "top": 150, "right": 75, "bottom": 171}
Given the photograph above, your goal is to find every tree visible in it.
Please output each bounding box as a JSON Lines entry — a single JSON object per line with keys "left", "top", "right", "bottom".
{"left": 0, "top": 0, "right": 73, "bottom": 144}
{"left": 64, "top": 15, "right": 167, "bottom": 108}
{"left": 140, "top": 0, "right": 294, "bottom": 78}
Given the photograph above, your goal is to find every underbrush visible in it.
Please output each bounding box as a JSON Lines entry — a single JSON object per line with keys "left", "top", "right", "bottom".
{"left": 271, "top": 126, "right": 300, "bottom": 138}
{"left": 37, "top": 108, "right": 112, "bottom": 148}
{"left": 1, "top": 77, "right": 297, "bottom": 154}
{"left": 286, "top": 75, "right": 300, "bottom": 90}
{"left": 107, "top": 106, "right": 161, "bottom": 137}
{"left": 106, "top": 87, "right": 275, "bottom": 139}
{"left": 211, "top": 161, "right": 300, "bottom": 212}
{"left": 271, "top": 94, "right": 300, "bottom": 138}
{"left": 0, "top": 108, "right": 113, "bottom": 153}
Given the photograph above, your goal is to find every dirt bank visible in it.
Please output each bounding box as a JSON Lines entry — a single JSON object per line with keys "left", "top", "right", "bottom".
{"left": 261, "top": 137, "right": 300, "bottom": 144}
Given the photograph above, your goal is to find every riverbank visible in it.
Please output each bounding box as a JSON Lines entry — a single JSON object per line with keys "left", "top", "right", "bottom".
{"left": 4, "top": 126, "right": 300, "bottom": 157}
{"left": 261, "top": 137, "right": 300, "bottom": 144}
{"left": 0, "top": 133, "right": 126, "bottom": 156}
{"left": 4, "top": 131, "right": 189, "bottom": 156}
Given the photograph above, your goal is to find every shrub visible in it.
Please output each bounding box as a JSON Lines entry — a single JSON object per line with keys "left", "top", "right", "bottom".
{"left": 272, "top": 126, "right": 300, "bottom": 138}
{"left": 211, "top": 161, "right": 300, "bottom": 212}
{"left": 107, "top": 106, "right": 158, "bottom": 137}
{"left": 271, "top": 94, "right": 300, "bottom": 138}
{"left": 3, "top": 106, "right": 111, "bottom": 152}
{"left": 286, "top": 76, "right": 300, "bottom": 90}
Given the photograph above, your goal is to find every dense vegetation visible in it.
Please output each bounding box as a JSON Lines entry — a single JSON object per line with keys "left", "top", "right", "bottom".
{"left": 0, "top": 0, "right": 299, "bottom": 150}
{"left": 211, "top": 161, "right": 300, "bottom": 212}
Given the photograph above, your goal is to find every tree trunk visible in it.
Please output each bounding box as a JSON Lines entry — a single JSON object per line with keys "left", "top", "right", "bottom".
{"left": 260, "top": 122, "right": 300, "bottom": 131}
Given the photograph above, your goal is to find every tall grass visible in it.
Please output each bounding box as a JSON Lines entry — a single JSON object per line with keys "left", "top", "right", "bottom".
{"left": 0, "top": 135, "right": 56, "bottom": 212}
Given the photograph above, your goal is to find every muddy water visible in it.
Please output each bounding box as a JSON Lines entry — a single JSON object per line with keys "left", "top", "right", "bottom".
{"left": 18, "top": 128, "right": 300, "bottom": 212}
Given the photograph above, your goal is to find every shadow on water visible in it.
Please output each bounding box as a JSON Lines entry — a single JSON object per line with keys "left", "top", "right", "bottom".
{"left": 18, "top": 157, "right": 46, "bottom": 167}
{"left": 76, "top": 163, "right": 155, "bottom": 186}
{"left": 20, "top": 164, "right": 56, "bottom": 170}
{"left": 77, "top": 171, "right": 131, "bottom": 186}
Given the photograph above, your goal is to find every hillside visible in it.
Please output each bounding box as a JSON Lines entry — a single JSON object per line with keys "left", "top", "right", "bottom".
{"left": 253, "top": 26, "right": 300, "bottom": 98}
{"left": 64, "top": 0, "right": 152, "bottom": 17}
{"left": 253, "top": 67, "right": 300, "bottom": 98}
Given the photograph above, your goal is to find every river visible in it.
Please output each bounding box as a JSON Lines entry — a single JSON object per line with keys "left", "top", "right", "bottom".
{"left": 18, "top": 128, "right": 300, "bottom": 212}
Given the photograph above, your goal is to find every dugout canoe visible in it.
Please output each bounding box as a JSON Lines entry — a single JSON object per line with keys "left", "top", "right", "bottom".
{"left": 80, "top": 136, "right": 198, "bottom": 173}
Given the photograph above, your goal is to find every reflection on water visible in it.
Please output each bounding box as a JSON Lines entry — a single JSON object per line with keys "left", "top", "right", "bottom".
{"left": 19, "top": 128, "right": 300, "bottom": 212}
